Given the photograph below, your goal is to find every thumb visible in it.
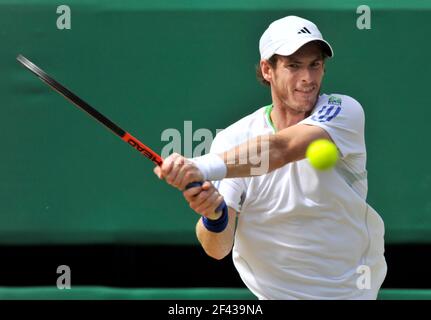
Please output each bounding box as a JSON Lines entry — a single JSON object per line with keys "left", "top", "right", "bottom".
{"left": 153, "top": 166, "right": 162, "bottom": 179}
{"left": 202, "top": 181, "right": 212, "bottom": 190}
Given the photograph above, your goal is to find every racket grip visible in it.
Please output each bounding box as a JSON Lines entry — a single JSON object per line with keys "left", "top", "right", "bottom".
{"left": 185, "top": 181, "right": 228, "bottom": 215}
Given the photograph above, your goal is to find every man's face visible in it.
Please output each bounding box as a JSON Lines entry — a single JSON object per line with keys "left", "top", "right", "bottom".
{"left": 265, "top": 42, "right": 325, "bottom": 113}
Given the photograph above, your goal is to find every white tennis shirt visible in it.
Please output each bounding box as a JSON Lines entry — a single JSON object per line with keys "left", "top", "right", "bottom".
{"left": 211, "top": 94, "right": 387, "bottom": 299}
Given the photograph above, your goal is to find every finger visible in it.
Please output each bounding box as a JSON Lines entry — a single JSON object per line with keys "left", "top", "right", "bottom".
{"left": 212, "top": 195, "right": 225, "bottom": 212}
{"left": 179, "top": 165, "right": 205, "bottom": 191}
{"left": 165, "top": 168, "right": 179, "bottom": 187}
{"left": 202, "top": 195, "right": 225, "bottom": 219}
{"left": 192, "top": 181, "right": 214, "bottom": 195}
{"left": 183, "top": 186, "right": 202, "bottom": 199}
{"left": 202, "top": 181, "right": 212, "bottom": 190}
{"left": 161, "top": 153, "right": 180, "bottom": 177}
{"left": 196, "top": 192, "right": 220, "bottom": 214}
{"left": 165, "top": 156, "right": 184, "bottom": 186}
{"left": 172, "top": 163, "right": 188, "bottom": 190}
{"left": 190, "top": 190, "right": 212, "bottom": 209}
{"left": 196, "top": 189, "right": 220, "bottom": 211}
{"left": 202, "top": 195, "right": 224, "bottom": 216}
{"left": 153, "top": 166, "right": 162, "bottom": 179}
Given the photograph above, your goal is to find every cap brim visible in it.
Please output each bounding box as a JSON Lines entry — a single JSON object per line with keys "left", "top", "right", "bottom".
{"left": 274, "top": 37, "right": 334, "bottom": 58}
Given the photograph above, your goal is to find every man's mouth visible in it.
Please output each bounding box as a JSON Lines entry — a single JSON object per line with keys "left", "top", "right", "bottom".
{"left": 295, "top": 86, "right": 315, "bottom": 94}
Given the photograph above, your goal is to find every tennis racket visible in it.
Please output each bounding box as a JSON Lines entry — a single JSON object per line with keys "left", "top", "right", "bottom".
{"left": 16, "top": 54, "right": 227, "bottom": 219}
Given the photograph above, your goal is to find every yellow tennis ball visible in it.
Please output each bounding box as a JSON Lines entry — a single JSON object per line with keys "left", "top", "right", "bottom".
{"left": 306, "top": 139, "right": 339, "bottom": 170}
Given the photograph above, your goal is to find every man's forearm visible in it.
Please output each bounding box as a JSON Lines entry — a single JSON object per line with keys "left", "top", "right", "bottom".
{"left": 216, "top": 124, "right": 330, "bottom": 179}
{"left": 195, "top": 208, "right": 237, "bottom": 260}
{"left": 220, "top": 134, "right": 291, "bottom": 178}
{"left": 178, "top": 124, "right": 329, "bottom": 186}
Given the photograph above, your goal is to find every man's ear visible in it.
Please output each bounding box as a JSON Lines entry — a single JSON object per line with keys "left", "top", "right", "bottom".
{"left": 260, "top": 60, "right": 272, "bottom": 82}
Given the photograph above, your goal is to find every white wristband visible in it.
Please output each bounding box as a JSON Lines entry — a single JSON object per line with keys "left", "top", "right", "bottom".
{"left": 190, "top": 153, "right": 227, "bottom": 181}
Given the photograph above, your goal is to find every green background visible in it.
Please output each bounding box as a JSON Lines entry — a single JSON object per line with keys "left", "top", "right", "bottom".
{"left": 1, "top": 0, "right": 430, "bottom": 245}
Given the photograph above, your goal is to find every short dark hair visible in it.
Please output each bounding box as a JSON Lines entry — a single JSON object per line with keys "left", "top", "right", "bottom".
{"left": 255, "top": 41, "right": 329, "bottom": 87}
{"left": 255, "top": 54, "right": 281, "bottom": 87}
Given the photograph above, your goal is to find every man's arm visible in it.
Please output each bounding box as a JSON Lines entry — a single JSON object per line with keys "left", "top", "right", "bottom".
{"left": 183, "top": 182, "right": 236, "bottom": 260}
{"left": 221, "top": 124, "right": 331, "bottom": 178}
{"left": 195, "top": 206, "right": 237, "bottom": 260}
{"left": 155, "top": 124, "right": 332, "bottom": 190}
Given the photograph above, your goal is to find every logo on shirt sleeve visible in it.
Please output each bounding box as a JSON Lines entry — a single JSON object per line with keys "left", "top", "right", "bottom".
{"left": 311, "top": 105, "right": 342, "bottom": 122}
{"left": 328, "top": 96, "right": 342, "bottom": 106}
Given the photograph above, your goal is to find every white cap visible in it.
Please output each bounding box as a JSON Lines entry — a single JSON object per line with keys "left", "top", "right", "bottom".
{"left": 259, "top": 16, "right": 334, "bottom": 60}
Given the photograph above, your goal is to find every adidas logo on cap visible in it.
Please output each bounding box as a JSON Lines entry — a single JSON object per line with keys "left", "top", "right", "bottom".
{"left": 297, "top": 27, "right": 311, "bottom": 34}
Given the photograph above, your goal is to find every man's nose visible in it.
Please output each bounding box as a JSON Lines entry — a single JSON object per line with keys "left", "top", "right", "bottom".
{"left": 300, "top": 68, "right": 313, "bottom": 83}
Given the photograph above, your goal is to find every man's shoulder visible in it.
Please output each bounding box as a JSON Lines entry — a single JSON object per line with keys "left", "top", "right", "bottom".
{"left": 311, "top": 93, "right": 365, "bottom": 121}
{"left": 318, "top": 93, "right": 364, "bottom": 112}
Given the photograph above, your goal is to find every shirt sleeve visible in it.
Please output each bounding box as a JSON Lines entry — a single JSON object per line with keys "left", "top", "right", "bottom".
{"left": 299, "top": 94, "right": 366, "bottom": 158}
{"left": 209, "top": 132, "right": 248, "bottom": 213}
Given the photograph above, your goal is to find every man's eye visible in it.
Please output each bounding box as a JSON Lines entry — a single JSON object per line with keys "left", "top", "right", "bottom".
{"left": 288, "top": 64, "right": 299, "bottom": 68}
{"left": 311, "top": 62, "right": 322, "bottom": 68}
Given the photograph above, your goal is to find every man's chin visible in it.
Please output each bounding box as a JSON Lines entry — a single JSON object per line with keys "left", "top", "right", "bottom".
{"left": 282, "top": 96, "right": 318, "bottom": 113}
{"left": 296, "top": 97, "right": 318, "bottom": 112}
{"left": 292, "top": 102, "right": 315, "bottom": 113}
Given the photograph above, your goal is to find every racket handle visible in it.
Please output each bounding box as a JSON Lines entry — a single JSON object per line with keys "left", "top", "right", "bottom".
{"left": 185, "top": 182, "right": 228, "bottom": 216}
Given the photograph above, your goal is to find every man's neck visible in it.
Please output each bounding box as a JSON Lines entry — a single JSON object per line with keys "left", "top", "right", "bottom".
{"left": 270, "top": 102, "right": 313, "bottom": 131}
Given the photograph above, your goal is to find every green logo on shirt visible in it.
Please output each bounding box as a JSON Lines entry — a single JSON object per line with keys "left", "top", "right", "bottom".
{"left": 328, "top": 96, "right": 342, "bottom": 106}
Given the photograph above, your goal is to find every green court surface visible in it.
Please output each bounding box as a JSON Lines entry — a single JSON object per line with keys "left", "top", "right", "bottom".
{"left": 0, "top": 287, "right": 430, "bottom": 300}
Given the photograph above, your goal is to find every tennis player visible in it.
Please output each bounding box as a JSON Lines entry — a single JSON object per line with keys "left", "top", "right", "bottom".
{"left": 155, "top": 16, "right": 387, "bottom": 299}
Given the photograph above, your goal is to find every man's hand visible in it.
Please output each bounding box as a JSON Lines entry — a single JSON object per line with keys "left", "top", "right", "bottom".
{"left": 153, "top": 153, "right": 204, "bottom": 190}
{"left": 183, "top": 181, "right": 224, "bottom": 220}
